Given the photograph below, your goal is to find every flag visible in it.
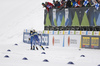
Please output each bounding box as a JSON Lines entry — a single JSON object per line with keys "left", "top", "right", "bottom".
{"left": 85, "top": 8, "right": 89, "bottom": 13}
{"left": 95, "top": 3, "right": 99, "bottom": 10}
{"left": 75, "top": 3, "right": 79, "bottom": 7}
{"left": 47, "top": 5, "right": 52, "bottom": 8}
{"left": 83, "top": 0, "right": 89, "bottom": 6}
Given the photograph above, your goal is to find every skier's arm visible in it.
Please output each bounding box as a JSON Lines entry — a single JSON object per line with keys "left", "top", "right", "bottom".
{"left": 35, "top": 32, "right": 41, "bottom": 36}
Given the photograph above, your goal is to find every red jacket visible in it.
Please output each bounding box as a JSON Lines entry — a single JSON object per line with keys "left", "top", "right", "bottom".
{"left": 46, "top": 2, "right": 54, "bottom": 12}
{"left": 47, "top": 2, "right": 54, "bottom": 7}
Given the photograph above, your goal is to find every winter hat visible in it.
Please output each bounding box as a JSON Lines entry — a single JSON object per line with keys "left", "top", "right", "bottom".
{"left": 42, "top": 3, "right": 44, "bottom": 5}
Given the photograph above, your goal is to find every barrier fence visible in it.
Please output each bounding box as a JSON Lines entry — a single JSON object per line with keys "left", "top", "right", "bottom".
{"left": 44, "top": 7, "right": 100, "bottom": 26}
{"left": 44, "top": 7, "right": 100, "bottom": 30}
{"left": 42, "top": 30, "right": 100, "bottom": 35}
{"left": 23, "top": 31, "right": 100, "bottom": 49}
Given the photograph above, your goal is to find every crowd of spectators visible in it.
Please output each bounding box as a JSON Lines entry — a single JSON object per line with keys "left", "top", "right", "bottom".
{"left": 42, "top": 0, "right": 100, "bottom": 12}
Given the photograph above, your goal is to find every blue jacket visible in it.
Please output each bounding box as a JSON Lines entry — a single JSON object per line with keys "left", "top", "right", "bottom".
{"left": 73, "top": 1, "right": 77, "bottom": 7}
{"left": 30, "top": 32, "right": 39, "bottom": 41}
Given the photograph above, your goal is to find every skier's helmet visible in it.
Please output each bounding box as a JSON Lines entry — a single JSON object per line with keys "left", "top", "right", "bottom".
{"left": 33, "top": 29, "right": 35, "bottom": 32}
{"left": 30, "top": 30, "right": 33, "bottom": 34}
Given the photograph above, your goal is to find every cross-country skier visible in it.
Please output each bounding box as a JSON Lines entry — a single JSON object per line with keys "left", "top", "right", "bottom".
{"left": 29, "top": 29, "right": 45, "bottom": 50}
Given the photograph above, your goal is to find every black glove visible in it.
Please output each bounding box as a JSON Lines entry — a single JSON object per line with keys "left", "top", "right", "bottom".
{"left": 29, "top": 38, "right": 30, "bottom": 40}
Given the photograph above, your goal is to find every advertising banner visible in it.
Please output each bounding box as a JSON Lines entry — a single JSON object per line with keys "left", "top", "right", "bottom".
{"left": 59, "top": 31, "right": 63, "bottom": 35}
{"left": 75, "top": 31, "right": 80, "bottom": 35}
{"left": 53, "top": 9, "right": 56, "bottom": 26}
{"left": 64, "top": 35, "right": 81, "bottom": 48}
{"left": 65, "top": 9, "right": 69, "bottom": 26}
{"left": 70, "top": 31, "right": 75, "bottom": 35}
{"left": 81, "top": 31, "right": 86, "bottom": 35}
{"left": 23, "top": 32, "right": 49, "bottom": 46}
{"left": 81, "top": 35, "right": 100, "bottom": 49}
{"left": 44, "top": 30, "right": 49, "bottom": 34}
{"left": 49, "top": 31, "right": 53, "bottom": 35}
{"left": 53, "top": 9, "right": 65, "bottom": 26}
{"left": 54, "top": 31, "right": 58, "bottom": 35}
{"left": 81, "top": 36, "right": 91, "bottom": 48}
{"left": 53, "top": 9, "right": 56, "bottom": 19}
{"left": 37, "top": 31, "right": 43, "bottom": 34}
{"left": 49, "top": 35, "right": 64, "bottom": 47}
{"left": 23, "top": 32, "right": 31, "bottom": 44}
{"left": 64, "top": 31, "right": 69, "bottom": 35}
{"left": 87, "top": 31, "right": 93, "bottom": 35}
{"left": 45, "top": 7, "right": 100, "bottom": 27}
{"left": 91, "top": 37, "right": 99, "bottom": 49}
{"left": 41, "top": 34, "right": 49, "bottom": 46}
{"left": 94, "top": 31, "right": 100, "bottom": 35}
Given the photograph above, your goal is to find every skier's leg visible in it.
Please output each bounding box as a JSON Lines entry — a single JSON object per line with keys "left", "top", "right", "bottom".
{"left": 31, "top": 41, "right": 33, "bottom": 50}
{"left": 38, "top": 40, "right": 45, "bottom": 50}
{"left": 33, "top": 40, "right": 35, "bottom": 50}
{"left": 30, "top": 38, "right": 33, "bottom": 50}
{"left": 34, "top": 40, "right": 38, "bottom": 50}
{"left": 36, "top": 45, "right": 38, "bottom": 50}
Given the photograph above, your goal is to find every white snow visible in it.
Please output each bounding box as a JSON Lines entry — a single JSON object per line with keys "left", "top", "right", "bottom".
{"left": 0, "top": 0, "right": 100, "bottom": 66}
{"left": 0, "top": 0, "right": 52, "bottom": 44}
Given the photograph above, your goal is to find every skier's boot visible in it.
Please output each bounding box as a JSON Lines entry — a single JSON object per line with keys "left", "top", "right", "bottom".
{"left": 36, "top": 46, "right": 38, "bottom": 50}
{"left": 41, "top": 46, "right": 45, "bottom": 50}
{"left": 30, "top": 46, "right": 32, "bottom": 50}
{"left": 33, "top": 45, "right": 35, "bottom": 50}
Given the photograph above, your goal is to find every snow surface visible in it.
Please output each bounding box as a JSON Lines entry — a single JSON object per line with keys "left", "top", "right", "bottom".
{"left": 0, "top": 0, "right": 100, "bottom": 66}
{"left": 0, "top": 0, "right": 51, "bottom": 44}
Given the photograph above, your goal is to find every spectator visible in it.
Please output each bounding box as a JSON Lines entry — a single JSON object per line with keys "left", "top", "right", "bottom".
{"left": 53, "top": 0, "right": 56, "bottom": 6}
{"left": 78, "top": 0, "right": 84, "bottom": 7}
{"left": 97, "top": 0, "right": 100, "bottom": 4}
{"left": 92, "top": 0, "right": 97, "bottom": 5}
{"left": 61, "top": 0, "right": 65, "bottom": 4}
{"left": 45, "top": 2, "right": 54, "bottom": 7}
{"left": 71, "top": 0, "right": 75, "bottom": 3}
{"left": 65, "top": 0, "right": 73, "bottom": 8}
{"left": 42, "top": 3, "right": 46, "bottom": 8}
{"left": 59, "top": 2, "right": 66, "bottom": 9}
{"left": 53, "top": 1, "right": 61, "bottom": 8}
{"left": 86, "top": 0, "right": 94, "bottom": 7}
{"left": 42, "top": 2, "right": 54, "bottom": 12}
{"left": 73, "top": 0, "right": 79, "bottom": 7}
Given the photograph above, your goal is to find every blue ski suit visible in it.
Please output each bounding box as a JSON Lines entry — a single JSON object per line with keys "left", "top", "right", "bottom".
{"left": 30, "top": 32, "right": 41, "bottom": 47}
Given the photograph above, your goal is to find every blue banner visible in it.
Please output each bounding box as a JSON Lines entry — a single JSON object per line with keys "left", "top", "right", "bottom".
{"left": 23, "top": 32, "right": 31, "bottom": 44}
{"left": 23, "top": 32, "right": 49, "bottom": 46}
{"left": 41, "top": 34, "right": 49, "bottom": 46}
